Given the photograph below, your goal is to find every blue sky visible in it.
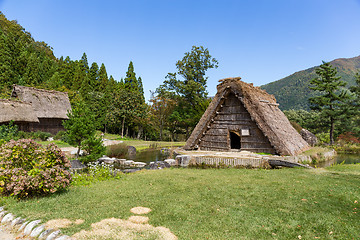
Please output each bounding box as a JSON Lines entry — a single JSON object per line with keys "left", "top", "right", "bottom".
{"left": 1, "top": 0, "right": 360, "bottom": 100}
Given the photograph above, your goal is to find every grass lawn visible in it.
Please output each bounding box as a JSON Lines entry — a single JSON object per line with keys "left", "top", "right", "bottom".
{"left": 1, "top": 165, "right": 360, "bottom": 239}
{"left": 121, "top": 139, "right": 185, "bottom": 151}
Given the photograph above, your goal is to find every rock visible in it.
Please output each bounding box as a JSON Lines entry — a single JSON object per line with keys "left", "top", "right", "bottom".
{"left": 1, "top": 213, "right": 14, "bottom": 223}
{"left": 300, "top": 128, "right": 318, "bottom": 146}
{"left": 164, "top": 159, "right": 176, "bottom": 166}
{"left": 47, "top": 137, "right": 54, "bottom": 141}
{"left": 133, "top": 162, "right": 146, "bottom": 168}
{"left": 160, "top": 148, "right": 170, "bottom": 156}
{"left": 175, "top": 155, "right": 191, "bottom": 167}
{"left": 24, "top": 219, "right": 41, "bottom": 235}
{"left": 39, "top": 229, "right": 53, "bottom": 239}
{"left": 0, "top": 206, "right": 4, "bottom": 212}
{"left": 11, "top": 217, "right": 25, "bottom": 227}
{"left": 18, "top": 221, "right": 29, "bottom": 232}
{"left": 70, "top": 160, "right": 86, "bottom": 170}
{"left": 30, "top": 225, "right": 45, "bottom": 237}
{"left": 122, "top": 168, "right": 141, "bottom": 173}
{"left": 70, "top": 149, "right": 84, "bottom": 156}
{"left": 127, "top": 146, "right": 136, "bottom": 159}
{"left": 149, "top": 161, "right": 171, "bottom": 170}
{"left": 0, "top": 211, "right": 8, "bottom": 220}
{"left": 125, "top": 160, "right": 135, "bottom": 166}
{"left": 46, "top": 230, "right": 61, "bottom": 240}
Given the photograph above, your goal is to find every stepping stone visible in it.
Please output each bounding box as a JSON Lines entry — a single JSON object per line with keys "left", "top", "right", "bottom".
{"left": 128, "top": 216, "right": 149, "bottom": 224}
{"left": 130, "top": 207, "right": 152, "bottom": 215}
{"left": 55, "top": 235, "right": 71, "bottom": 240}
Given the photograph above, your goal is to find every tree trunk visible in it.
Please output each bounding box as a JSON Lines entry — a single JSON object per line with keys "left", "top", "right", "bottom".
{"left": 330, "top": 116, "right": 334, "bottom": 145}
{"left": 137, "top": 126, "right": 143, "bottom": 139}
{"left": 121, "top": 117, "right": 125, "bottom": 138}
{"left": 159, "top": 119, "right": 163, "bottom": 141}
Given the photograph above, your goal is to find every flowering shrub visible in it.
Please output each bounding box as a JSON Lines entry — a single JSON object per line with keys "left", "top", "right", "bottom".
{"left": 0, "top": 139, "right": 72, "bottom": 198}
{"left": 72, "top": 161, "right": 121, "bottom": 186}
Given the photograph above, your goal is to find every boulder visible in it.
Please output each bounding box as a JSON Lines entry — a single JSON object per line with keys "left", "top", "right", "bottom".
{"left": 149, "top": 161, "right": 171, "bottom": 170}
{"left": 175, "top": 155, "right": 191, "bottom": 167}
{"left": 164, "top": 159, "right": 176, "bottom": 166}
{"left": 70, "top": 160, "right": 86, "bottom": 170}
{"left": 70, "top": 149, "right": 84, "bottom": 156}
{"left": 127, "top": 146, "right": 137, "bottom": 159}
{"left": 300, "top": 128, "right": 318, "bottom": 146}
{"left": 133, "top": 162, "right": 146, "bottom": 168}
{"left": 125, "top": 160, "right": 135, "bottom": 166}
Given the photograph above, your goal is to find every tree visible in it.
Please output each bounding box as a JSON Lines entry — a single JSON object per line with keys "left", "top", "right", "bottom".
{"left": 156, "top": 45, "right": 218, "bottom": 138}
{"left": 63, "top": 100, "right": 101, "bottom": 159}
{"left": 309, "top": 61, "right": 350, "bottom": 144}
{"left": 348, "top": 73, "right": 360, "bottom": 137}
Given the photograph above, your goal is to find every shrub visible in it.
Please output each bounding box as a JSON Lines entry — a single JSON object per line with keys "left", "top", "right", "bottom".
{"left": 0, "top": 139, "right": 72, "bottom": 198}
{"left": 337, "top": 132, "right": 360, "bottom": 144}
{"left": 316, "top": 132, "right": 330, "bottom": 144}
{"left": 32, "top": 131, "right": 53, "bottom": 141}
{"left": 81, "top": 135, "right": 106, "bottom": 163}
{"left": 106, "top": 143, "right": 128, "bottom": 158}
{"left": 71, "top": 161, "right": 121, "bottom": 186}
{"left": 0, "top": 121, "right": 19, "bottom": 141}
{"left": 55, "top": 130, "right": 67, "bottom": 141}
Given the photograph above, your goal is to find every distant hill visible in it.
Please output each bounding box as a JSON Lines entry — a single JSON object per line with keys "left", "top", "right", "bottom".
{"left": 261, "top": 55, "right": 360, "bottom": 110}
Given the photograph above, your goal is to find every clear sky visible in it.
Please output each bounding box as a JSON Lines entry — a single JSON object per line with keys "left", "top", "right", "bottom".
{"left": 1, "top": 0, "right": 360, "bottom": 100}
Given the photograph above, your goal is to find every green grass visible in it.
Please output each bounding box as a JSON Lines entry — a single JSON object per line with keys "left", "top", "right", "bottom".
{"left": 36, "top": 140, "right": 72, "bottom": 148}
{"left": 1, "top": 166, "right": 360, "bottom": 239}
{"left": 121, "top": 139, "right": 185, "bottom": 151}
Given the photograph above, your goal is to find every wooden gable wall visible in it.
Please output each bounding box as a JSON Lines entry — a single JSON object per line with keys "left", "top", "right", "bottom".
{"left": 198, "top": 92, "right": 276, "bottom": 154}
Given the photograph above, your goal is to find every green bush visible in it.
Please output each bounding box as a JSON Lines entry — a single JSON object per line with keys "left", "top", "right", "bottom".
{"left": 0, "top": 121, "right": 19, "bottom": 141}
{"left": 55, "top": 130, "right": 67, "bottom": 141}
{"left": 316, "top": 132, "right": 330, "bottom": 144}
{"left": 106, "top": 143, "right": 128, "bottom": 158}
{"left": 32, "top": 131, "right": 53, "bottom": 141}
{"left": 0, "top": 139, "right": 72, "bottom": 198}
{"left": 81, "top": 135, "right": 106, "bottom": 163}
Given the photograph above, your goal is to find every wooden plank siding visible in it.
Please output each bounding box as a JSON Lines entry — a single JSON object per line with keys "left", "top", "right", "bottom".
{"left": 199, "top": 92, "right": 276, "bottom": 154}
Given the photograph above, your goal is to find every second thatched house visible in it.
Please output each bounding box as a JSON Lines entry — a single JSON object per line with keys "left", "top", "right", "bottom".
{"left": 184, "top": 77, "right": 309, "bottom": 156}
{"left": 9, "top": 85, "right": 72, "bottom": 134}
{"left": 0, "top": 99, "right": 39, "bottom": 131}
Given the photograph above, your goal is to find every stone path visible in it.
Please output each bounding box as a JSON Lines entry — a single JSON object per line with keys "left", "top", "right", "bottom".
{"left": 0, "top": 225, "right": 16, "bottom": 240}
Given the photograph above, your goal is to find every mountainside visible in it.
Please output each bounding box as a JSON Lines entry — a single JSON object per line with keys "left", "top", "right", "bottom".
{"left": 261, "top": 56, "right": 360, "bottom": 110}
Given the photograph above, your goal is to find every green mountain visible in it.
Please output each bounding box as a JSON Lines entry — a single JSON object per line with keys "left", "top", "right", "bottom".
{"left": 261, "top": 55, "right": 360, "bottom": 110}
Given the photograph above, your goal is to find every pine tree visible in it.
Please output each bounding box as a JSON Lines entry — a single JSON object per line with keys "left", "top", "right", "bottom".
{"left": 89, "top": 62, "right": 99, "bottom": 90}
{"left": 309, "top": 61, "right": 350, "bottom": 144}
{"left": 98, "top": 63, "right": 109, "bottom": 92}
{"left": 124, "top": 61, "right": 138, "bottom": 91}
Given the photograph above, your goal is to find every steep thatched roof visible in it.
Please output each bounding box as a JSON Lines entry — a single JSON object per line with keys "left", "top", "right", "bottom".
{"left": 11, "top": 85, "right": 71, "bottom": 119}
{"left": 0, "top": 99, "right": 39, "bottom": 123}
{"left": 184, "top": 77, "right": 310, "bottom": 156}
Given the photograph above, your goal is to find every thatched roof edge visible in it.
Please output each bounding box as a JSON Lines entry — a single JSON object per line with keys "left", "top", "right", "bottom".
{"left": 184, "top": 77, "right": 310, "bottom": 156}
{"left": 12, "top": 85, "right": 71, "bottom": 119}
{"left": 0, "top": 99, "right": 39, "bottom": 123}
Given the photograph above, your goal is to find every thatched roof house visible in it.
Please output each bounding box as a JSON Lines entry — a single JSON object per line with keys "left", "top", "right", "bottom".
{"left": 184, "top": 77, "right": 310, "bottom": 156}
{"left": 9, "top": 85, "right": 72, "bottom": 134}
{"left": 0, "top": 99, "right": 39, "bottom": 131}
